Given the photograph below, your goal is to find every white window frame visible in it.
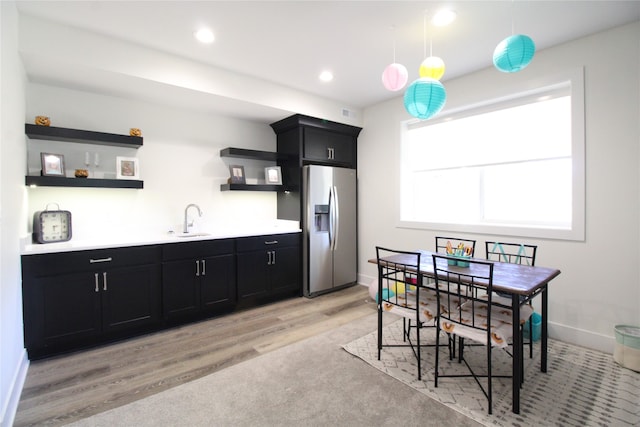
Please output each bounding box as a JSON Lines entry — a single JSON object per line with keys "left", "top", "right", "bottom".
{"left": 397, "top": 68, "right": 585, "bottom": 241}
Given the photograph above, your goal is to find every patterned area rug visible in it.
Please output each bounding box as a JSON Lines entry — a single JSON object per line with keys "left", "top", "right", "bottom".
{"left": 342, "top": 320, "right": 640, "bottom": 426}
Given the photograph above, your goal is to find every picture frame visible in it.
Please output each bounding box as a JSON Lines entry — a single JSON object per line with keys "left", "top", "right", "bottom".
{"left": 116, "top": 156, "right": 139, "bottom": 180}
{"left": 264, "top": 166, "right": 282, "bottom": 185}
{"left": 41, "top": 153, "right": 65, "bottom": 177}
{"left": 229, "top": 165, "right": 246, "bottom": 184}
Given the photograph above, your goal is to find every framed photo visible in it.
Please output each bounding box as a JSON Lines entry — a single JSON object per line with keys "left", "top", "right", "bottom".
{"left": 116, "top": 156, "right": 139, "bottom": 180}
{"left": 41, "top": 153, "right": 65, "bottom": 177}
{"left": 265, "top": 166, "right": 282, "bottom": 185}
{"left": 229, "top": 165, "right": 246, "bottom": 184}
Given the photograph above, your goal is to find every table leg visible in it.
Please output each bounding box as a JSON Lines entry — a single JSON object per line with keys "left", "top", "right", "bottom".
{"left": 512, "top": 293, "right": 521, "bottom": 414}
{"left": 541, "top": 284, "right": 548, "bottom": 372}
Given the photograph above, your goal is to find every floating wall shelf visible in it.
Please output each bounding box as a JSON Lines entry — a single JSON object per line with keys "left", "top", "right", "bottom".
{"left": 25, "top": 123, "right": 144, "bottom": 189}
{"left": 25, "top": 124, "right": 143, "bottom": 148}
{"left": 25, "top": 176, "right": 144, "bottom": 189}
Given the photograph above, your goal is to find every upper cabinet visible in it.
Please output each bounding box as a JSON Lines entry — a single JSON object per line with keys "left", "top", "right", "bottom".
{"left": 25, "top": 124, "right": 144, "bottom": 189}
{"left": 270, "top": 114, "right": 362, "bottom": 223}
{"left": 302, "top": 127, "right": 355, "bottom": 166}
{"left": 270, "top": 114, "right": 362, "bottom": 169}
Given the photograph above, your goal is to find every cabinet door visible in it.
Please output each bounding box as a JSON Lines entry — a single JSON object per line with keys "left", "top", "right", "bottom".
{"left": 237, "top": 250, "right": 269, "bottom": 300}
{"left": 270, "top": 245, "right": 300, "bottom": 294}
{"left": 23, "top": 272, "right": 101, "bottom": 350}
{"left": 200, "top": 253, "right": 236, "bottom": 312}
{"left": 101, "top": 263, "right": 162, "bottom": 332}
{"left": 303, "top": 127, "right": 355, "bottom": 167}
{"left": 162, "top": 259, "right": 200, "bottom": 320}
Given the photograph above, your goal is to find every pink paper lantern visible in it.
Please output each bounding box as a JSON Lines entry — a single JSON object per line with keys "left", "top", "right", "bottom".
{"left": 382, "top": 63, "right": 408, "bottom": 91}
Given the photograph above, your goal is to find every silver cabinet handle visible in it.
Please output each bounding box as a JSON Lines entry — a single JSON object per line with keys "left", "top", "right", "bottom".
{"left": 267, "top": 251, "right": 272, "bottom": 265}
{"left": 90, "top": 257, "right": 112, "bottom": 264}
{"left": 195, "top": 260, "right": 200, "bottom": 276}
{"left": 265, "top": 240, "right": 278, "bottom": 245}
{"left": 103, "top": 272, "right": 107, "bottom": 291}
{"left": 94, "top": 273, "right": 99, "bottom": 292}
{"left": 201, "top": 259, "right": 206, "bottom": 276}
{"left": 327, "top": 147, "right": 335, "bottom": 160}
{"left": 272, "top": 250, "right": 276, "bottom": 265}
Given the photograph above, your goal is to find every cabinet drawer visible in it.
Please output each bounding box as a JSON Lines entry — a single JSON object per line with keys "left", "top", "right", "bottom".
{"left": 22, "top": 245, "right": 161, "bottom": 277}
{"left": 162, "top": 238, "right": 234, "bottom": 261}
{"left": 236, "top": 233, "right": 300, "bottom": 252}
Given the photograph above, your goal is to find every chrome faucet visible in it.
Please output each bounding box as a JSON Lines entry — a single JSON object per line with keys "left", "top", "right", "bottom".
{"left": 183, "top": 203, "right": 202, "bottom": 233}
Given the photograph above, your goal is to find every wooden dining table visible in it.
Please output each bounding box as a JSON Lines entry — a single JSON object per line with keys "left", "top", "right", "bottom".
{"left": 369, "top": 249, "right": 561, "bottom": 414}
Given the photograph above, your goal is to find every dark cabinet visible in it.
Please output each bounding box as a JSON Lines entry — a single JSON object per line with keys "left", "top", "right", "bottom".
{"left": 162, "top": 239, "right": 235, "bottom": 322}
{"left": 270, "top": 114, "right": 362, "bottom": 223}
{"left": 302, "top": 127, "right": 355, "bottom": 166}
{"left": 270, "top": 114, "right": 361, "bottom": 169}
{"left": 21, "top": 245, "right": 161, "bottom": 359}
{"left": 21, "top": 233, "right": 300, "bottom": 359}
{"left": 236, "top": 233, "right": 300, "bottom": 306}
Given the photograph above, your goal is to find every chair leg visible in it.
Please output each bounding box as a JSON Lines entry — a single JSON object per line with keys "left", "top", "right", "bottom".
{"left": 377, "top": 304, "right": 382, "bottom": 361}
{"left": 416, "top": 319, "right": 421, "bottom": 381}
{"left": 435, "top": 320, "right": 440, "bottom": 387}
{"left": 487, "top": 342, "right": 493, "bottom": 415}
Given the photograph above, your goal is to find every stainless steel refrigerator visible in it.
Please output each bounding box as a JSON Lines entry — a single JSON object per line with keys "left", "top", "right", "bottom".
{"left": 302, "top": 165, "right": 357, "bottom": 297}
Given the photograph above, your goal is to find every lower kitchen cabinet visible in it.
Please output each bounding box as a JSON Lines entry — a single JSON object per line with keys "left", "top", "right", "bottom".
{"left": 236, "top": 233, "right": 300, "bottom": 307}
{"left": 21, "top": 245, "right": 162, "bottom": 359}
{"left": 21, "top": 232, "right": 301, "bottom": 359}
{"left": 162, "top": 239, "right": 236, "bottom": 322}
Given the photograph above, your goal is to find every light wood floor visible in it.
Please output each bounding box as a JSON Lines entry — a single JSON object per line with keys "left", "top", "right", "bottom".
{"left": 15, "top": 284, "right": 376, "bottom": 426}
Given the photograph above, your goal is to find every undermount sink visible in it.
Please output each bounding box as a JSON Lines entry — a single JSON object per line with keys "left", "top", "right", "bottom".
{"left": 175, "top": 232, "right": 211, "bottom": 238}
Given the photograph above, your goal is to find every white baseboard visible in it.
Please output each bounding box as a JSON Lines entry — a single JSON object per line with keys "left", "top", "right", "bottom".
{"left": 357, "top": 273, "right": 615, "bottom": 354}
{"left": 549, "top": 323, "right": 615, "bottom": 355}
{"left": 1, "top": 350, "right": 29, "bottom": 427}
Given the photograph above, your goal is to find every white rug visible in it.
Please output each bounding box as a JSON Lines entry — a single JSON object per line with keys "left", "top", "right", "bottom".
{"left": 343, "top": 320, "right": 640, "bottom": 426}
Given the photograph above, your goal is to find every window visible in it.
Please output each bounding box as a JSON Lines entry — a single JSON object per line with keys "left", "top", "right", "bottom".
{"left": 399, "top": 71, "right": 585, "bottom": 241}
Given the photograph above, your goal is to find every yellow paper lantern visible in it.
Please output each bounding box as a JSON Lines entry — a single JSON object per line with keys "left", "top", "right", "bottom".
{"left": 419, "top": 56, "right": 445, "bottom": 80}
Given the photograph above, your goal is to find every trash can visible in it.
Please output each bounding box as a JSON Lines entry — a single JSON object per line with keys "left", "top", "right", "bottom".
{"left": 523, "top": 312, "right": 541, "bottom": 342}
{"left": 613, "top": 325, "right": 640, "bottom": 372}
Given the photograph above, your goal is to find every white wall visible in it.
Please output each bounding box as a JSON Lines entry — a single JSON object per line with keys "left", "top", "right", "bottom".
{"left": 358, "top": 21, "right": 640, "bottom": 353}
{"left": 0, "top": 3, "right": 29, "bottom": 426}
{"left": 25, "top": 84, "right": 281, "bottom": 239}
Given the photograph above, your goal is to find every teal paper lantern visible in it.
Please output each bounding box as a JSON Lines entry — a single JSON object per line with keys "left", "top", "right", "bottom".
{"left": 403, "top": 78, "right": 447, "bottom": 120}
{"left": 493, "top": 34, "right": 536, "bottom": 73}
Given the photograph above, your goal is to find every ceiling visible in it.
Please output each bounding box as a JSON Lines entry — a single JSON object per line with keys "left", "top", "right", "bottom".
{"left": 14, "top": 1, "right": 640, "bottom": 122}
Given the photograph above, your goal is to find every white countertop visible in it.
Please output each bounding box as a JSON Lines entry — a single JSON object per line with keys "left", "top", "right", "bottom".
{"left": 21, "top": 221, "right": 301, "bottom": 255}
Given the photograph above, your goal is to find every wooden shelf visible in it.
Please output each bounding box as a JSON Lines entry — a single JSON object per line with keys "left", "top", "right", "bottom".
{"left": 25, "top": 124, "right": 143, "bottom": 148}
{"left": 220, "top": 183, "right": 283, "bottom": 192}
{"left": 220, "top": 147, "right": 294, "bottom": 192}
{"left": 219, "top": 147, "right": 278, "bottom": 161}
{"left": 26, "top": 176, "right": 143, "bottom": 189}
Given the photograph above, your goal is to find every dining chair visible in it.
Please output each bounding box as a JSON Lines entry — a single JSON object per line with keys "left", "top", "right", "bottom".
{"left": 432, "top": 253, "right": 516, "bottom": 415}
{"left": 375, "top": 246, "right": 446, "bottom": 380}
{"left": 485, "top": 241, "right": 538, "bottom": 359}
{"left": 435, "top": 236, "right": 477, "bottom": 256}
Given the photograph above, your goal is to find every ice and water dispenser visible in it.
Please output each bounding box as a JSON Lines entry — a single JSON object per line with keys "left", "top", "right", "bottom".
{"left": 314, "top": 204, "right": 329, "bottom": 232}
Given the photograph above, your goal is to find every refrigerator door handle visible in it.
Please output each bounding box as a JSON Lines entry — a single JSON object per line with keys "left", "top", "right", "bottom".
{"left": 329, "top": 185, "right": 339, "bottom": 252}
{"left": 332, "top": 185, "right": 340, "bottom": 251}
{"left": 328, "top": 185, "right": 335, "bottom": 251}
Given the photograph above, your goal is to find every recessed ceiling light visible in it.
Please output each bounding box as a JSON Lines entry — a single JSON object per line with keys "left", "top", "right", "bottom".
{"left": 194, "top": 28, "right": 214, "bottom": 44}
{"left": 319, "top": 70, "right": 334, "bottom": 82}
{"left": 432, "top": 9, "right": 456, "bottom": 26}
